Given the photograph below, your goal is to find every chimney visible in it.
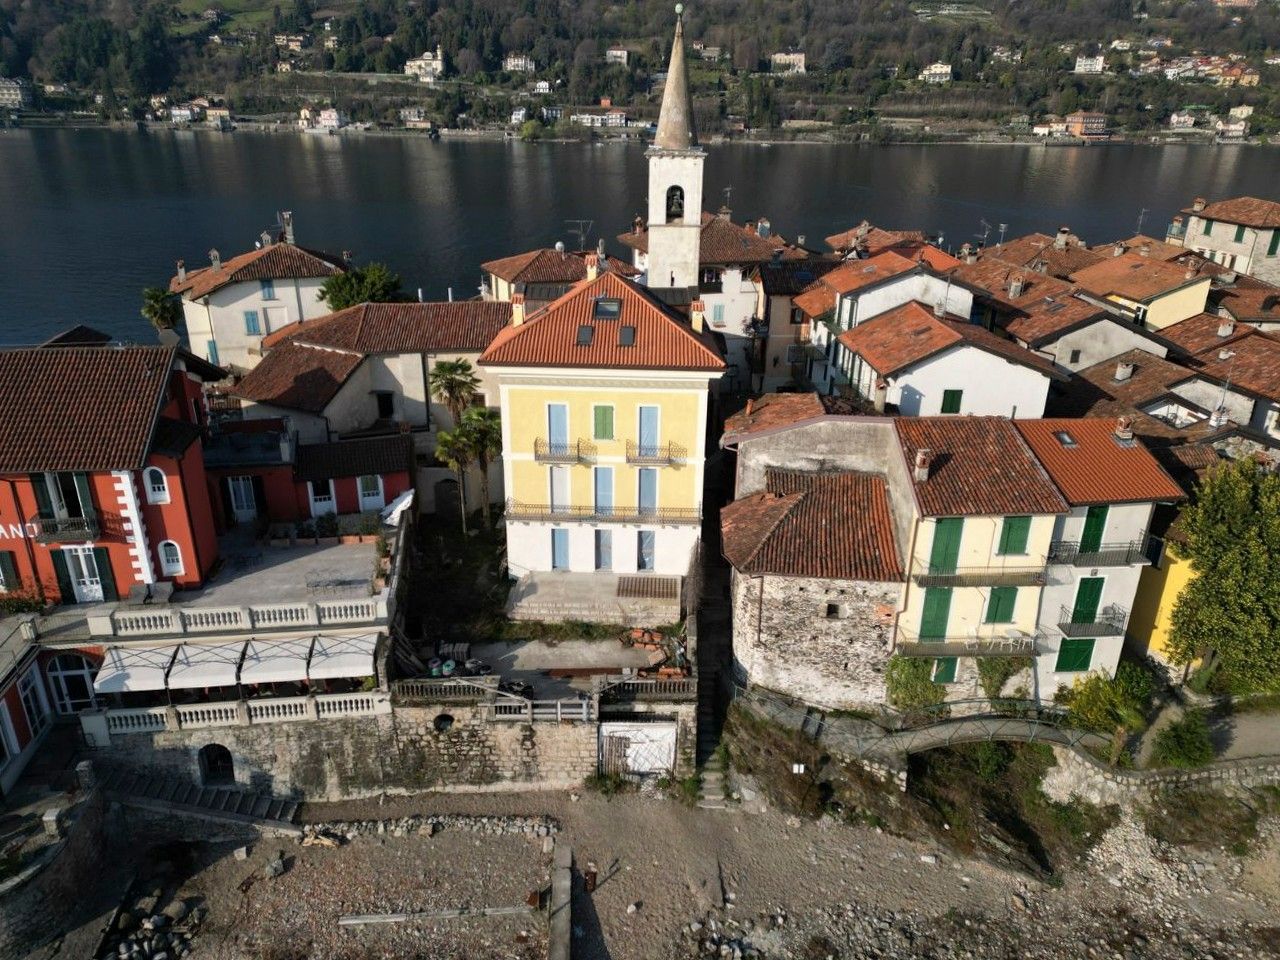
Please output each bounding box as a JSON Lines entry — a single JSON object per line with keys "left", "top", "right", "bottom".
{"left": 716, "top": 205, "right": 732, "bottom": 222}
{"left": 933, "top": 300, "right": 946, "bottom": 318}
{"left": 690, "top": 300, "right": 706, "bottom": 334}
{"left": 633, "top": 214, "right": 645, "bottom": 235}
{"left": 176, "top": 259, "right": 186, "bottom": 282}
{"left": 342, "top": 250, "right": 353, "bottom": 265}
{"left": 282, "top": 210, "right": 295, "bottom": 244}
{"left": 1114, "top": 416, "right": 1134, "bottom": 441}
{"left": 1054, "top": 227, "right": 1070, "bottom": 250}
{"left": 797, "top": 234, "right": 806, "bottom": 247}
{"left": 1192, "top": 197, "right": 1206, "bottom": 212}
{"left": 1114, "top": 360, "right": 1134, "bottom": 381}
{"left": 1112, "top": 243, "right": 1124, "bottom": 258}
{"left": 584, "top": 254, "right": 600, "bottom": 281}
{"left": 209, "top": 249, "right": 221, "bottom": 271}
{"left": 757, "top": 217, "right": 771, "bottom": 239}
{"left": 1139, "top": 244, "right": 1151, "bottom": 258}
{"left": 873, "top": 379, "right": 888, "bottom": 413}
{"left": 913, "top": 448, "right": 933, "bottom": 482}
{"left": 1185, "top": 265, "right": 1198, "bottom": 280}
{"left": 1209, "top": 406, "right": 1229, "bottom": 428}
{"left": 511, "top": 293, "right": 526, "bottom": 326}
{"left": 596, "top": 237, "right": 607, "bottom": 258}
{"left": 1218, "top": 318, "right": 1236, "bottom": 338}
{"left": 1008, "top": 275, "right": 1025, "bottom": 299}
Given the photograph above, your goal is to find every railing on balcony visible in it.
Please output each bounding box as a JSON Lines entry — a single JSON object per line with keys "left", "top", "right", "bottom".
{"left": 92, "top": 597, "right": 387, "bottom": 638}
{"left": 88, "top": 691, "right": 391, "bottom": 739}
{"left": 698, "top": 279, "right": 723, "bottom": 294}
{"left": 33, "top": 516, "right": 101, "bottom": 543}
{"left": 1057, "top": 604, "right": 1128, "bottom": 637}
{"left": 392, "top": 676, "right": 501, "bottom": 703}
{"left": 625, "top": 441, "right": 685, "bottom": 465}
{"left": 1048, "top": 540, "right": 1151, "bottom": 567}
{"left": 895, "top": 626, "right": 1042, "bottom": 658}
{"left": 1166, "top": 220, "right": 1187, "bottom": 240}
{"left": 504, "top": 500, "right": 701, "bottom": 525}
{"left": 909, "top": 557, "right": 1047, "bottom": 587}
{"left": 595, "top": 675, "right": 698, "bottom": 701}
{"left": 484, "top": 698, "right": 593, "bottom": 723}
{"left": 533, "top": 438, "right": 595, "bottom": 463}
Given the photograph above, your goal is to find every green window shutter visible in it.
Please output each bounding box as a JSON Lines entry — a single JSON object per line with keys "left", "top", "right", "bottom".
{"left": 941, "top": 389, "right": 963, "bottom": 414}
{"left": 932, "top": 657, "right": 957, "bottom": 684}
{"left": 919, "top": 587, "right": 953, "bottom": 640}
{"left": 997, "top": 516, "right": 1031, "bottom": 555}
{"left": 1234, "top": 224, "right": 1246, "bottom": 243}
{"left": 73, "top": 473, "right": 96, "bottom": 520}
{"left": 1268, "top": 230, "right": 1280, "bottom": 257}
{"left": 92, "top": 547, "right": 118, "bottom": 602}
{"left": 29, "top": 474, "right": 53, "bottom": 519}
{"left": 0, "top": 551, "right": 18, "bottom": 593}
{"left": 50, "top": 551, "right": 74, "bottom": 602}
{"left": 985, "top": 586, "right": 1018, "bottom": 624}
{"left": 929, "top": 518, "right": 963, "bottom": 572}
{"left": 1055, "top": 637, "right": 1095, "bottom": 673}
{"left": 1203, "top": 220, "right": 1213, "bottom": 237}
{"left": 1071, "top": 577, "right": 1104, "bottom": 624}
{"left": 593, "top": 406, "right": 614, "bottom": 440}
{"left": 1080, "top": 505, "right": 1108, "bottom": 553}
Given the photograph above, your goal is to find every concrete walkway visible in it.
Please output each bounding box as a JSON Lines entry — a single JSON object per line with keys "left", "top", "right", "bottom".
{"left": 1137, "top": 700, "right": 1280, "bottom": 766}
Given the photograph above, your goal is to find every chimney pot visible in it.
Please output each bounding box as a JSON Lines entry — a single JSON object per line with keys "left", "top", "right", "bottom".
{"left": 209, "top": 249, "right": 221, "bottom": 271}
{"left": 933, "top": 300, "right": 946, "bottom": 318}
{"left": 1192, "top": 197, "right": 1206, "bottom": 212}
{"left": 597, "top": 237, "right": 606, "bottom": 257}
{"left": 584, "top": 254, "right": 600, "bottom": 281}
{"left": 1114, "top": 360, "right": 1134, "bottom": 381}
{"left": 691, "top": 299, "right": 705, "bottom": 334}
{"left": 1217, "top": 318, "right": 1235, "bottom": 339}
{"left": 873, "top": 379, "right": 888, "bottom": 413}
{"left": 797, "top": 234, "right": 806, "bottom": 247}
{"left": 1008, "top": 275, "right": 1025, "bottom": 299}
{"left": 282, "top": 210, "right": 295, "bottom": 245}
{"left": 1140, "top": 244, "right": 1151, "bottom": 258}
{"left": 176, "top": 259, "right": 186, "bottom": 282}
{"left": 1115, "top": 416, "right": 1134, "bottom": 441}
{"left": 1112, "top": 243, "right": 1124, "bottom": 257}
{"left": 913, "top": 448, "right": 933, "bottom": 482}
{"left": 1054, "top": 227, "right": 1070, "bottom": 250}
{"left": 511, "top": 293, "right": 526, "bottom": 326}
{"left": 1185, "top": 265, "right": 1197, "bottom": 280}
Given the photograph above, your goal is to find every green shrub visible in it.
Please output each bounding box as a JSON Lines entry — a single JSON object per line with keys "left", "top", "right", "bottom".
{"left": 315, "top": 513, "right": 339, "bottom": 538}
{"left": 1057, "top": 661, "right": 1154, "bottom": 735}
{"left": 977, "top": 656, "right": 1032, "bottom": 700}
{"left": 884, "top": 656, "right": 947, "bottom": 711}
{"left": 1149, "top": 710, "right": 1215, "bottom": 769}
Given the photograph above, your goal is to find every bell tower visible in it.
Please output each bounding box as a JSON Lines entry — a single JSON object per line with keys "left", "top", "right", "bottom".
{"left": 645, "top": 4, "right": 704, "bottom": 299}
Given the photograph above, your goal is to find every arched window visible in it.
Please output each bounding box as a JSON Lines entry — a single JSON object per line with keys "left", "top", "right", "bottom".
{"left": 158, "top": 540, "right": 184, "bottom": 577}
{"left": 46, "top": 653, "right": 99, "bottom": 714}
{"left": 144, "top": 467, "right": 169, "bottom": 504}
{"left": 198, "top": 743, "right": 235, "bottom": 786}
{"left": 665, "top": 185, "right": 685, "bottom": 223}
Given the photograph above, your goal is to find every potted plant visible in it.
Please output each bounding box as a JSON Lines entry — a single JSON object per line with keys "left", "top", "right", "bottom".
{"left": 375, "top": 530, "right": 391, "bottom": 572}
{"left": 268, "top": 522, "right": 294, "bottom": 548}
{"left": 372, "top": 558, "right": 387, "bottom": 593}
{"left": 359, "top": 510, "right": 380, "bottom": 543}
{"left": 338, "top": 514, "right": 363, "bottom": 545}
{"left": 315, "top": 513, "right": 340, "bottom": 546}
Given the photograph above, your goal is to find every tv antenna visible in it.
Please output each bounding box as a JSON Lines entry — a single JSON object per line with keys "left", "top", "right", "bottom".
{"left": 565, "top": 219, "right": 594, "bottom": 251}
{"left": 997, "top": 223, "right": 1008, "bottom": 246}
{"left": 1136, "top": 207, "right": 1149, "bottom": 236}
{"left": 722, "top": 185, "right": 733, "bottom": 208}
{"left": 975, "top": 219, "right": 992, "bottom": 247}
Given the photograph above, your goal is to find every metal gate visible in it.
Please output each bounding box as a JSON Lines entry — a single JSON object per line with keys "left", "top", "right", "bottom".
{"left": 598, "top": 721, "right": 677, "bottom": 776}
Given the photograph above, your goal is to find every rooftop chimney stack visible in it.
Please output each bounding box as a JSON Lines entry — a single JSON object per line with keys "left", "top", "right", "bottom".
{"left": 933, "top": 300, "right": 946, "bottom": 318}
{"left": 1114, "top": 416, "right": 1134, "bottom": 441}
{"left": 1140, "top": 244, "right": 1151, "bottom": 258}
{"left": 1054, "top": 227, "right": 1070, "bottom": 250}
{"left": 209, "top": 249, "right": 221, "bottom": 271}
{"left": 873, "top": 379, "right": 888, "bottom": 414}
{"left": 511, "top": 293, "right": 526, "bottom": 326}
{"left": 757, "top": 217, "right": 771, "bottom": 239}
{"left": 1218, "top": 318, "right": 1236, "bottom": 338}
{"left": 176, "top": 259, "right": 186, "bottom": 282}
{"left": 597, "top": 237, "right": 607, "bottom": 258}
{"left": 282, "top": 210, "right": 295, "bottom": 244}
{"left": 797, "top": 234, "right": 806, "bottom": 247}
{"left": 1112, "top": 243, "right": 1124, "bottom": 258}
{"left": 1009, "top": 275, "right": 1025, "bottom": 299}
{"left": 1114, "top": 360, "right": 1134, "bottom": 382}
{"left": 1192, "top": 197, "right": 1207, "bottom": 213}
{"left": 690, "top": 300, "right": 706, "bottom": 334}
{"left": 584, "top": 254, "right": 600, "bottom": 281}
{"left": 913, "top": 448, "right": 933, "bottom": 483}
{"left": 1185, "top": 265, "right": 1198, "bottom": 280}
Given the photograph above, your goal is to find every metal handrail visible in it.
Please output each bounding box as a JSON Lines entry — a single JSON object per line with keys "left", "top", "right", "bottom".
{"left": 1048, "top": 540, "right": 1150, "bottom": 567}
{"left": 625, "top": 440, "right": 686, "bottom": 465}
{"left": 1057, "top": 604, "right": 1127, "bottom": 637}
{"left": 33, "top": 515, "right": 101, "bottom": 542}
{"left": 909, "top": 557, "right": 1047, "bottom": 587}
{"left": 533, "top": 438, "right": 594, "bottom": 463}
{"left": 504, "top": 500, "right": 701, "bottom": 524}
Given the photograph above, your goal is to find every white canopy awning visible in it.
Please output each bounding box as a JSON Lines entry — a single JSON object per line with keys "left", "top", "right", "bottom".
{"left": 381, "top": 489, "right": 414, "bottom": 526}
{"left": 94, "top": 646, "right": 178, "bottom": 694}
{"left": 240, "top": 638, "right": 313, "bottom": 686}
{"left": 167, "top": 643, "right": 243, "bottom": 690}
{"left": 309, "top": 633, "right": 379, "bottom": 681}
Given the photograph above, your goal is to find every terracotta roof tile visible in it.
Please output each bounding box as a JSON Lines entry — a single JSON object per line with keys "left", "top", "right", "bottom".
{"left": 295, "top": 435, "right": 414, "bottom": 483}
{"left": 1089, "top": 235, "right": 1188, "bottom": 262}
{"left": 825, "top": 224, "right": 925, "bottom": 252}
{"left": 792, "top": 282, "right": 837, "bottom": 319}
{"left": 722, "top": 393, "right": 875, "bottom": 444}
{"left": 1159, "top": 312, "right": 1253, "bottom": 355}
{"left": 895, "top": 418, "right": 1067, "bottom": 517}
{"left": 0, "top": 344, "right": 177, "bottom": 472}
{"left": 617, "top": 211, "right": 808, "bottom": 265}
{"left": 1163, "top": 314, "right": 1280, "bottom": 402}
{"left": 262, "top": 302, "right": 512, "bottom": 353}
{"left": 229, "top": 342, "right": 364, "bottom": 413}
{"left": 1215, "top": 285, "right": 1280, "bottom": 324}
{"left": 753, "top": 259, "right": 842, "bottom": 296}
{"left": 720, "top": 469, "right": 903, "bottom": 581}
{"left": 979, "top": 232, "right": 1105, "bottom": 279}
{"left": 1070, "top": 253, "right": 1208, "bottom": 303}
{"left": 826, "top": 252, "right": 920, "bottom": 294}
{"left": 170, "top": 244, "right": 343, "bottom": 299}
{"left": 481, "top": 248, "right": 637, "bottom": 284}
{"left": 478, "top": 271, "right": 725, "bottom": 371}
{"left": 1182, "top": 196, "right": 1280, "bottom": 228}
{"left": 952, "top": 258, "right": 1106, "bottom": 345}
{"left": 1015, "top": 418, "right": 1185, "bottom": 505}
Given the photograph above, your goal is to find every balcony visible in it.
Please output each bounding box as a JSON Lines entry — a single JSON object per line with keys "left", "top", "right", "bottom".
{"left": 533, "top": 438, "right": 595, "bottom": 463}
{"left": 504, "top": 500, "right": 701, "bottom": 525}
{"left": 625, "top": 441, "right": 685, "bottom": 465}
{"left": 910, "top": 557, "right": 1047, "bottom": 588}
{"left": 895, "top": 625, "right": 1042, "bottom": 658}
{"left": 1048, "top": 540, "right": 1151, "bottom": 567}
{"left": 34, "top": 516, "right": 101, "bottom": 543}
{"left": 698, "top": 279, "right": 723, "bottom": 295}
{"left": 1057, "top": 604, "right": 1128, "bottom": 638}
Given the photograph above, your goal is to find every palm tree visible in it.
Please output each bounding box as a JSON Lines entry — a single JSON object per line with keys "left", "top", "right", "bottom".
{"left": 461, "top": 406, "right": 503, "bottom": 529}
{"left": 428, "top": 359, "right": 481, "bottom": 429}
{"left": 434, "top": 426, "right": 476, "bottom": 534}
{"left": 141, "top": 287, "right": 182, "bottom": 331}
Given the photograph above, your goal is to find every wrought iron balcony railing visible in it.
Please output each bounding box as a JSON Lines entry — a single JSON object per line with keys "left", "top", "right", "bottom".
{"left": 34, "top": 516, "right": 101, "bottom": 543}
{"left": 1057, "top": 605, "right": 1128, "bottom": 638}
{"left": 895, "top": 625, "right": 1042, "bottom": 658}
{"left": 533, "top": 438, "right": 595, "bottom": 463}
{"left": 625, "top": 441, "right": 686, "bottom": 465}
{"left": 1048, "top": 540, "right": 1151, "bottom": 568}
{"left": 504, "top": 500, "right": 700, "bottom": 525}
{"left": 910, "top": 557, "right": 1047, "bottom": 588}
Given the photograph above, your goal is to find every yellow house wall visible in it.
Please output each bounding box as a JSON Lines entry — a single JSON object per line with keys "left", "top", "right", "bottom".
{"left": 1144, "top": 278, "right": 1211, "bottom": 330}
{"left": 1128, "top": 541, "right": 1196, "bottom": 661}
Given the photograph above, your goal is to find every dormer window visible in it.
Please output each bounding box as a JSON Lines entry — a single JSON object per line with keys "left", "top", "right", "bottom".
{"left": 594, "top": 297, "right": 622, "bottom": 320}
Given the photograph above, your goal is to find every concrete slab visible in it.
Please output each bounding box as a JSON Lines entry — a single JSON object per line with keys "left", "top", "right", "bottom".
{"left": 506, "top": 571, "right": 681, "bottom": 626}
{"left": 177, "top": 534, "right": 376, "bottom": 606}
{"left": 469, "top": 640, "right": 657, "bottom": 698}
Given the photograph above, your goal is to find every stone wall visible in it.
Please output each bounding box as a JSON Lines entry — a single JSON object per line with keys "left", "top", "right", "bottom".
{"left": 731, "top": 570, "right": 901, "bottom": 709}
{"left": 1041, "top": 744, "right": 1280, "bottom": 807}
{"left": 91, "top": 704, "right": 601, "bottom": 801}
{"left": 0, "top": 790, "right": 105, "bottom": 960}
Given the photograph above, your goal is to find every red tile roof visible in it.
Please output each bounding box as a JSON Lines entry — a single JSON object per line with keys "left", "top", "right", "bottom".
{"left": 1163, "top": 313, "right": 1280, "bottom": 402}
{"left": 720, "top": 469, "right": 903, "bottom": 581}
{"left": 1159, "top": 312, "right": 1253, "bottom": 355}
{"left": 895, "top": 418, "right": 1067, "bottom": 517}
{"left": 1070, "top": 253, "right": 1208, "bottom": 303}
{"left": 229, "top": 341, "right": 364, "bottom": 413}
{"left": 722, "top": 393, "right": 874, "bottom": 444}
{"left": 295, "top": 435, "right": 414, "bottom": 483}
{"left": 481, "top": 248, "right": 638, "bottom": 284}
{"left": 1089, "top": 235, "right": 1188, "bottom": 262}
{"left": 1215, "top": 285, "right": 1280, "bottom": 324}
{"left": 1015, "top": 418, "right": 1185, "bottom": 505}
{"left": 825, "top": 224, "right": 926, "bottom": 252}
{"left": 836, "top": 302, "right": 1061, "bottom": 379}
{"left": 952, "top": 258, "right": 1106, "bottom": 346}
{"left": 170, "top": 244, "right": 344, "bottom": 300}
{"left": 262, "top": 302, "right": 512, "bottom": 353}
{"left": 752, "top": 259, "right": 842, "bottom": 297}
{"left": 979, "top": 232, "right": 1105, "bottom": 279}
{"left": 616, "top": 211, "right": 808, "bottom": 265}
{"left": 478, "top": 271, "right": 725, "bottom": 372}
{"left": 1182, "top": 196, "right": 1280, "bottom": 228}
{"left": 0, "top": 344, "right": 178, "bottom": 472}
{"left": 791, "top": 252, "right": 921, "bottom": 320}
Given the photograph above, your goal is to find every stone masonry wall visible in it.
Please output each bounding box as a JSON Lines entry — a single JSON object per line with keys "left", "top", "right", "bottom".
{"left": 92, "top": 704, "right": 599, "bottom": 801}
{"left": 732, "top": 571, "right": 902, "bottom": 709}
{"left": 1041, "top": 744, "right": 1280, "bottom": 807}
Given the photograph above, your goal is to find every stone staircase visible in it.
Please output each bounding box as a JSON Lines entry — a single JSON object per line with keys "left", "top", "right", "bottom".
{"left": 100, "top": 769, "right": 301, "bottom": 832}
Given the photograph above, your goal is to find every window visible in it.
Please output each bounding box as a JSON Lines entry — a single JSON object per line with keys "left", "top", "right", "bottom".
{"left": 1234, "top": 224, "right": 1246, "bottom": 243}
{"left": 46, "top": 653, "right": 98, "bottom": 714}
{"left": 244, "top": 310, "right": 261, "bottom": 336}
{"left": 665, "top": 185, "right": 684, "bottom": 223}
{"left": 1203, "top": 220, "right": 1213, "bottom": 237}
{"left": 206, "top": 340, "right": 220, "bottom": 366}
{"left": 0, "top": 711, "right": 12, "bottom": 772}
{"left": 940, "top": 389, "right": 963, "bottom": 414}
{"left": 593, "top": 467, "right": 613, "bottom": 516}
{"left": 619, "top": 325, "right": 636, "bottom": 347}
{"left": 576, "top": 324, "right": 595, "bottom": 346}
{"left": 358, "top": 475, "right": 384, "bottom": 509}
{"left": 637, "top": 530, "right": 656, "bottom": 571}
{"left": 1069, "top": 349, "right": 1081, "bottom": 364}
{"left": 144, "top": 467, "right": 169, "bottom": 505}
{"left": 308, "top": 479, "right": 336, "bottom": 516}
{"left": 551, "top": 528, "right": 569, "bottom": 570}
{"left": 594, "top": 298, "right": 622, "bottom": 319}
{"left": 158, "top": 540, "right": 184, "bottom": 577}
{"left": 1053, "top": 430, "right": 1077, "bottom": 448}
{"left": 19, "top": 668, "right": 49, "bottom": 738}
{"left": 637, "top": 468, "right": 658, "bottom": 513}
{"left": 1269, "top": 231, "right": 1280, "bottom": 257}
{"left": 932, "top": 657, "right": 957, "bottom": 684}
{"left": 712, "top": 304, "right": 725, "bottom": 324}
{"left": 0, "top": 550, "right": 18, "bottom": 593}
{"left": 997, "top": 516, "right": 1031, "bottom": 555}
{"left": 260, "top": 278, "right": 276, "bottom": 300}
{"left": 1055, "top": 637, "right": 1095, "bottom": 673}
{"left": 594, "top": 530, "right": 612, "bottom": 570}
{"left": 593, "top": 405, "right": 614, "bottom": 440}
{"left": 985, "top": 586, "right": 1018, "bottom": 624}
{"left": 374, "top": 391, "right": 395, "bottom": 420}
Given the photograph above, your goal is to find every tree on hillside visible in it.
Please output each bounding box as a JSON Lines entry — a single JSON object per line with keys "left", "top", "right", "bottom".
{"left": 141, "top": 286, "right": 182, "bottom": 330}
{"left": 428, "top": 359, "right": 480, "bottom": 430}
{"left": 1167, "top": 459, "right": 1280, "bottom": 693}
{"left": 318, "top": 263, "right": 406, "bottom": 311}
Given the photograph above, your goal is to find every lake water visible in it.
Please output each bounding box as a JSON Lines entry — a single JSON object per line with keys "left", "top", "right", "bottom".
{"left": 1, "top": 128, "right": 1277, "bottom": 345}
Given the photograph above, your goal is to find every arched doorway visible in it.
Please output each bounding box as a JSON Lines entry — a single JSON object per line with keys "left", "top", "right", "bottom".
{"left": 198, "top": 744, "right": 235, "bottom": 786}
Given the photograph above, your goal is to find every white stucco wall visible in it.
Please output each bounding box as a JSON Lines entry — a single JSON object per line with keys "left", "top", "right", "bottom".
{"left": 183, "top": 276, "right": 330, "bottom": 371}
{"left": 505, "top": 521, "right": 700, "bottom": 576}
{"left": 645, "top": 151, "right": 704, "bottom": 291}
{"left": 1039, "top": 319, "right": 1169, "bottom": 372}
{"left": 883, "top": 345, "right": 1051, "bottom": 418}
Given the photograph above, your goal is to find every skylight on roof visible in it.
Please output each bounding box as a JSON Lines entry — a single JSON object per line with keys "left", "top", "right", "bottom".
{"left": 1054, "top": 430, "right": 1077, "bottom": 448}
{"left": 593, "top": 297, "right": 622, "bottom": 320}
{"left": 576, "top": 325, "right": 595, "bottom": 347}
{"left": 619, "top": 325, "right": 636, "bottom": 347}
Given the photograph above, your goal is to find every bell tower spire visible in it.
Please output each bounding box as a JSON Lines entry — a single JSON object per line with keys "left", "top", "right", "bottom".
{"left": 644, "top": 3, "right": 704, "bottom": 300}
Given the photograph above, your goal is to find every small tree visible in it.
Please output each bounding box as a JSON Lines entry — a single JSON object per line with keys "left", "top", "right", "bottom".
{"left": 428, "top": 359, "right": 480, "bottom": 429}
{"left": 318, "top": 263, "right": 406, "bottom": 311}
{"left": 434, "top": 426, "right": 475, "bottom": 534}
{"left": 141, "top": 287, "right": 182, "bottom": 331}
{"left": 460, "top": 406, "right": 502, "bottom": 529}
{"left": 1057, "top": 661, "right": 1154, "bottom": 762}
{"left": 884, "top": 656, "right": 947, "bottom": 711}
{"left": 1149, "top": 710, "right": 1215, "bottom": 769}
